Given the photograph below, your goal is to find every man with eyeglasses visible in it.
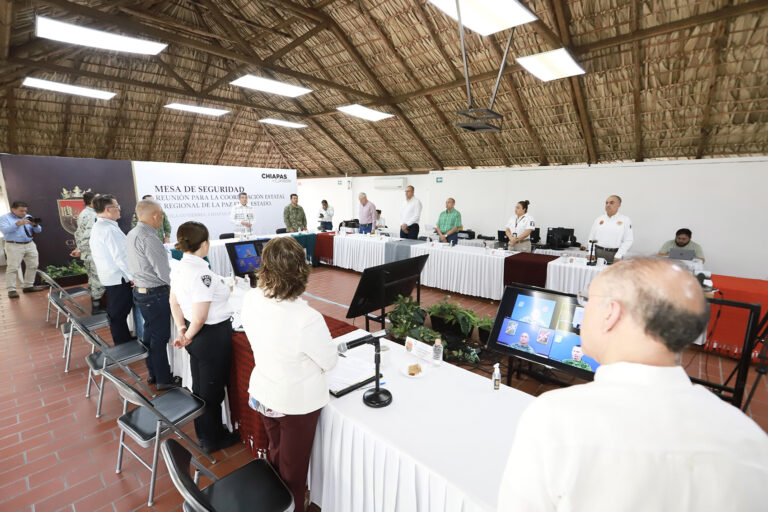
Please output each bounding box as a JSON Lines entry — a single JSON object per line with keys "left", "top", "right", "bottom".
{"left": 497, "top": 258, "right": 768, "bottom": 511}
{"left": 89, "top": 194, "right": 134, "bottom": 345}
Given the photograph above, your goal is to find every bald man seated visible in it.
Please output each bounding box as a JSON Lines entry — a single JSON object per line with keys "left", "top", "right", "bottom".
{"left": 126, "top": 200, "right": 180, "bottom": 390}
{"left": 497, "top": 258, "right": 768, "bottom": 512}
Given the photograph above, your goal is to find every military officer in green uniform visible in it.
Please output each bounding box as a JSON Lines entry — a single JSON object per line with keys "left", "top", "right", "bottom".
{"left": 562, "top": 345, "right": 592, "bottom": 370}
{"left": 283, "top": 193, "right": 307, "bottom": 233}
{"left": 70, "top": 191, "right": 105, "bottom": 312}
{"left": 511, "top": 332, "right": 536, "bottom": 354}
{"left": 131, "top": 194, "right": 172, "bottom": 243}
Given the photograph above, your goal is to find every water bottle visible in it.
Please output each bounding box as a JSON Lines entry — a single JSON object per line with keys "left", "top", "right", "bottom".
{"left": 432, "top": 338, "right": 443, "bottom": 366}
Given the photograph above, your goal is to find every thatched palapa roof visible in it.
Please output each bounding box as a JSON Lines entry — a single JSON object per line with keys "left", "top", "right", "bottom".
{"left": 1, "top": 0, "right": 767, "bottom": 176}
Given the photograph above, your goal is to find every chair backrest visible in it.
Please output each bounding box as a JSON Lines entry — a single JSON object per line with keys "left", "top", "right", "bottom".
{"left": 219, "top": 233, "right": 235, "bottom": 240}
{"left": 161, "top": 439, "right": 218, "bottom": 512}
{"left": 40, "top": 270, "right": 88, "bottom": 315}
{"left": 100, "top": 366, "right": 154, "bottom": 409}
{"left": 275, "top": 228, "right": 287, "bottom": 234}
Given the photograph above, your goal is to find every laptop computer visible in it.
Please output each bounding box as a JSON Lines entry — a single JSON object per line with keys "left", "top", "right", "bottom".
{"left": 669, "top": 248, "right": 696, "bottom": 260}
{"left": 497, "top": 230, "right": 509, "bottom": 243}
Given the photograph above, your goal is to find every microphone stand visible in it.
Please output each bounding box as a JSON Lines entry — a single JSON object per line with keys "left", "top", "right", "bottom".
{"left": 586, "top": 239, "right": 597, "bottom": 266}
{"left": 363, "top": 336, "right": 392, "bottom": 408}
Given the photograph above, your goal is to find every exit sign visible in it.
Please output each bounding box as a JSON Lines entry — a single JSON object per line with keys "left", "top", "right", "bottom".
{"left": 436, "top": 177, "right": 443, "bottom": 183}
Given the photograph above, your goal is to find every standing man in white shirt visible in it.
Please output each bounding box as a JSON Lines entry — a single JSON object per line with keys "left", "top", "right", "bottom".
{"left": 89, "top": 194, "right": 134, "bottom": 345}
{"left": 497, "top": 258, "right": 768, "bottom": 512}
{"left": 230, "top": 191, "right": 254, "bottom": 237}
{"left": 318, "top": 199, "right": 334, "bottom": 231}
{"left": 358, "top": 192, "right": 376, "bottom": 234}
{"left": 586, "top": 194, "right": 633, "bottom": 263}
{"left": 399, "top": 185, "right": 422, "bottom": 239}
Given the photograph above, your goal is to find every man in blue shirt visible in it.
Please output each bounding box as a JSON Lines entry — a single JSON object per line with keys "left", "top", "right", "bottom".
{"left": 0, "top": 201, "right": 47, "bottom": 298}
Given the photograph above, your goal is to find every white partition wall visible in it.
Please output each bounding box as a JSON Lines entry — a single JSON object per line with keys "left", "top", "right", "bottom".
{"left": 299, "top": 157, "right": 768, "bottom": 279}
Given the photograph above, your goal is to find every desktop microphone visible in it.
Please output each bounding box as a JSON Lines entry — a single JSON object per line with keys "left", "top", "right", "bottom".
{"left": 586, "top": 239, "right": 598, "bottom": 266}
{"left": 337, "top": 334, "right": 374, "bottom": 353}
{"left": 336, "top": 331, "right": 392, "bottom": 408}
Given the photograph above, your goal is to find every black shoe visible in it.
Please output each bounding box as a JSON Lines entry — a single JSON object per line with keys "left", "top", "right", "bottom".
{"left": 22, "top": 285, "right": 48, "bottom": 293}
{"left": 8, "top": 290, "right": 19, "bottom": 299}
{"left": 146, "top": 376, "right": 156, "bottom": 385}
{"left": 156, "top": 376, "right": 182, "bottom": 391}
{"left": 201, "top": 431, "right": 240, "bottom": 454}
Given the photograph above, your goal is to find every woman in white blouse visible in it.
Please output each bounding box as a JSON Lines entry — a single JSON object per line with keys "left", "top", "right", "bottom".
{"left": 169, "top": 221, "right": 239, "bottom": 454}
{"left": 505, "top": 200, "right": 535, "bottom": 252}
{"left": 242, "top": 236, "right": 337, "bottom": 512}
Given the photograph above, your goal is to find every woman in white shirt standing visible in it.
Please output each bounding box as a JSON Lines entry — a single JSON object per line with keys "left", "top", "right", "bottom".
{"left": 505, "top": 200, "right": 535, "bottom": 252}
{"left": 242, "top": 236, "right": 338, "bottom": 512}
{"left": 318, "top": 199, "right": 334, "bottom": 231}
{"left": 169, "top": 221, "right": 239, "bottom": 454}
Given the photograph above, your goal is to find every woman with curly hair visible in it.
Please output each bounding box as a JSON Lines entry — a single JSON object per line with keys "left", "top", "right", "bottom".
{"left": 242, "top": 236, "right": 337, "bottom": 512}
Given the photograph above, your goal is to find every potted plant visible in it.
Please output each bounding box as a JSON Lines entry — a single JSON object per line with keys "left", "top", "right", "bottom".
{"left": 477, "top": 316, "right": 495, "bottom": 345}
{"left": 428, "top": 296, "right": 477, "bottom": 340}
{"left": 386, "top": 294, "right": 427, "bottom": 342}
{"left": 44, "top": 259, "right": 88, "bottom": 287}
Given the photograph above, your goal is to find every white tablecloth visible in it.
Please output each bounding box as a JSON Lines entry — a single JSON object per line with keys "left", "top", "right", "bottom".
{"left": 333, "top": 234, "right": 390, "bottom": 272}
{"left": 409, "top": 244, "right": 515, "bottom": 300}
{"left": 310, "top": 337, "right": 534, "bottom": 512}
{"left": 544, "top": 257, "right": 606, "bottom": 295}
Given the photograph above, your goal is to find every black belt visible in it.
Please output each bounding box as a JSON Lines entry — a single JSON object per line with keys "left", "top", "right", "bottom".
{"left": 595, "top": 245, "right": 618, "bottom": 253}
{"left": 6, "top": 240, "right": 32, "bottom": 244}
{"left": 135, "top": 285, "right": 170, "bottom": 294}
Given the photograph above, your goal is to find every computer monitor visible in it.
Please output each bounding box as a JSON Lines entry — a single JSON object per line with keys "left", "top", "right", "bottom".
{"left": 498, "top": 230, "right": 509, "bottom": 244}
{"left": 546, "top": 227, "right": 574, "bottom": 249}
{"left": 347, "top": 255, "right": 429, "bottom": 320}
{"left": 530, "top": 227, "right": 541, "bottom": 244}
{"left": 225, "top": 239, "right": 267, "bottom": 277}
{"left": 486, "top": 284, "right": 599, "bottom": 380}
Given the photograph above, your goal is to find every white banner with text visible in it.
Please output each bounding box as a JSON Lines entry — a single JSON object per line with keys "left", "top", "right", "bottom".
{"left": 132, "top": 161, "right": 296, "bottom": 241}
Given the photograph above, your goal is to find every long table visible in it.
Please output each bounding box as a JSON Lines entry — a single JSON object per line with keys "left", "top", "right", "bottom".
{"left": 310, "top": 335, "right": 534, "bottom": 512}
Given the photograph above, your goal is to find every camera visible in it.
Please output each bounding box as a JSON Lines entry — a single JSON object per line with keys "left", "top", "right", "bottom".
{"left": 29, "top": 217, "right": 42, "bottom": 224}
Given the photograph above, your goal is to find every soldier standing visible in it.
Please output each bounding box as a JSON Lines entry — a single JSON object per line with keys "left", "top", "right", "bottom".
{"left": 70, "top": 191, "right": 105, "bottom": 312}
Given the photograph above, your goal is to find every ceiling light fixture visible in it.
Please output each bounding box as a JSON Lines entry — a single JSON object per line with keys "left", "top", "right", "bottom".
{"left": 164, "top": 103, "right": 229, "bottom": 116}
{"left": 22, "top": 77, "right": 116, "bottom": 100}
{"left": 336, "top": 104, "right": 394, "bottom": 121}
{"left": 259, "top": 118, "right": 308, "bottom": 129}
{"left": 230, "top": 75, "right": 312, "bottom": 97}
{"left": 427, "top": 0, "right": 537, "bottom": 36}
{"left": 35, "top": 16, "right": 167, "bottom": 55}
{"left": 516, "top": 48, "right": 586, "bottom": 81}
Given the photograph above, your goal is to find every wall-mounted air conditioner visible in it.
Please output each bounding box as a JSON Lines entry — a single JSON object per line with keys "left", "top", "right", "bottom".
{"left": 373, "top": 177, "right": 406, "bottom": 190}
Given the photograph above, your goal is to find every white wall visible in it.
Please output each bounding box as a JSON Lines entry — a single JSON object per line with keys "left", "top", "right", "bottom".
{"left": 299, "top": 157, "right": 768, "bottom": 279}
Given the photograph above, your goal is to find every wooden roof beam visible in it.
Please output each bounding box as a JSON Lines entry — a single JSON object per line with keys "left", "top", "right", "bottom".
{"left": 696, "top": 18, "right": 729, "bottom": 159}
{"left": 548, "top": 0, "right": 598, "bottom": 163}
{"left": 630, "top": 0, "right": 644, "bottom": 162}
{"left": 30, "top": 0, "right": 381, "bottom": 102}
{"left": 154, "top": 54, "right": 195, "bottom": 94}
{"left": 263, "top": 21, "right": 329, "bottom": 65}
{"left": 217, "top": 109, "right": 243, "bottom": 165}
{"left": 0, "top": 0, "right": 12, "bottom": 60}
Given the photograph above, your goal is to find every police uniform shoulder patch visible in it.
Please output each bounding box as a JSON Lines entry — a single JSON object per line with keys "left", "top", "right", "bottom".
{"left": 201, "top": 275, "right": 212, "bottom": 287}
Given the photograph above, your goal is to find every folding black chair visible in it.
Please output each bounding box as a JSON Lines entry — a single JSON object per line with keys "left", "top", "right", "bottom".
{"left": 161, "top": 438, "right": 294, "bottom": 512}
{"left": 58, "top": 293, "right": 110, "bottom": 372}
{"left": 75, "top": 314, "right": 150, "bottom": 418}
{"left": 100, "top": 366, "right": 213, "bottom": 506}
{"left": 37, "top": 270, "right": 90, "bottom": 327}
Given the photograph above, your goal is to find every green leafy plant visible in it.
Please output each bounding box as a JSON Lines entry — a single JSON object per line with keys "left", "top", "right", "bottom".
{"left": 446, "top": 346, "right": 480, "bottom": 364}
{"left": 477, "top": 316, "right": 495, "bottom": 331}
{"left": 406, "top": 325, "right": 440, "bottom": 345}
{"left": 387, "top": 295, "right": 427, "bottom": 341}
{"left": 427, "top": 296, "right": 460, "bottom": 320}
{"left": 428, "top": 296, "right": 478, "bottom": 337}
{"left": 44, "top": 259, "right": 86, "bottom": 279}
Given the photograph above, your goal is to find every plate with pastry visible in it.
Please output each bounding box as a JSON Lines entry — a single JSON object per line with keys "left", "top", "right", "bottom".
{"left": 401, "top": 361, "right": 427, "bottom": 378}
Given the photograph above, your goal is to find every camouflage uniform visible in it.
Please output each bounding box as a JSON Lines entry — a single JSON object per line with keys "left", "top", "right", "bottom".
{"left": 562, "top": 358, "right": 592, "bottom": 370}
{"left": 74, "top": 206, "right": 104, "bottom": 300}
{"left": 283, "top": 203, "right": 307, "bottom": 232}
{"left": 131, "top": 212, "right": 172, "bottom": 241}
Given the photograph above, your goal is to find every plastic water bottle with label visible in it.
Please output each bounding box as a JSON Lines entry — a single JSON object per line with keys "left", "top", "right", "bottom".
{"left": 432, "top": 338, "right": 443, "bottom": 366}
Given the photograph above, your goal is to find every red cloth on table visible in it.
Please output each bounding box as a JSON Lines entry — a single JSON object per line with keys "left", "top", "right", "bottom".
{"left": 504, "top": 253, "right": 560, "bottom": 288}
{"left": 315, "top": 232, "right": 335, "bottom": 265}
{"left": 228, "top": 314, "right": 357, "bottom": 456}
{"left": 707, "top": 275, "right": 768, "bottom": 361}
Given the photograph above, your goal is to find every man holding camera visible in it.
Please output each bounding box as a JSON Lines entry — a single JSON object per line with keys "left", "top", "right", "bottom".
{"left": 0, "top": 201, "right": 47, "bottom": 298}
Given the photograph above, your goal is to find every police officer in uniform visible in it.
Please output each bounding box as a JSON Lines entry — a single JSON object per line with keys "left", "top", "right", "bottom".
{"left": 586, "top": 195, "right": 633, "bottom": 264}
{"left": 170, "top": 221, "right": 239, "bottom": 454}
{"left": 71, "top": 191, "right": 105, "bottom": 312}
{"left": 505, "top": 200, "right": 535, "bottom": 252}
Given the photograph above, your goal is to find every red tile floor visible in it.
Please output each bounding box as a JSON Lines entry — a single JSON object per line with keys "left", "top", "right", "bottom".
{"left": 1, "top": 266, "right": 766, "bottom": 511}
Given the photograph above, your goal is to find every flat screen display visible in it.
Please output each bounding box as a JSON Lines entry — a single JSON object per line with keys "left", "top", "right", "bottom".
{"left": 225, "top": 239, "right": 267, "bottom": 277}
{"left": 487, "top": 284, "right": 599, "bottom": 379}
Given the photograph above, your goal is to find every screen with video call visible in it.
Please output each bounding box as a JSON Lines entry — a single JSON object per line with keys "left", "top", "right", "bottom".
{"left": 488, "top": 285, "right": 599, "bottom": 377}
{"left": 226, "top": 240, "right": 266, "bottom": 277}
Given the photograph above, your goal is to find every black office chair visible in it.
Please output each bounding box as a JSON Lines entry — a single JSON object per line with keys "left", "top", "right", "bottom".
{"left": 219, "top": 233, "right": 235, "bottom": 240}
{"left": 162, "top": 438, "right": 294, "bottom": 512}
{"left": 275, "top": 228, "right": 287, "bottom": 234}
